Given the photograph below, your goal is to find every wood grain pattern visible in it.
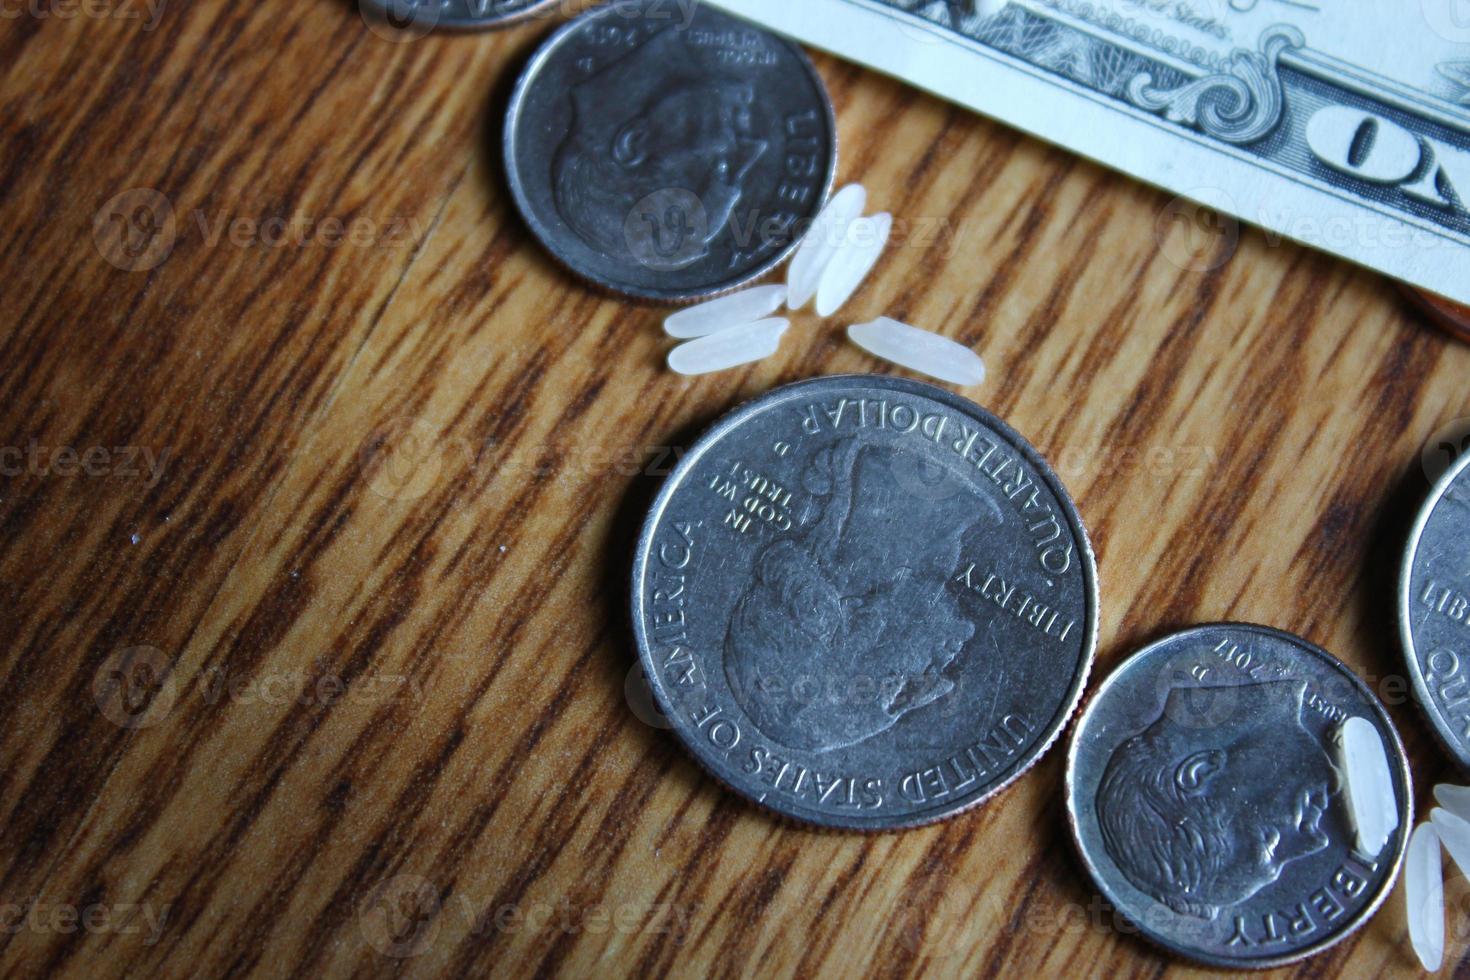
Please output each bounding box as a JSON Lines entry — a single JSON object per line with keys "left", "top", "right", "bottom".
{"left": 3, "top": 1, "right": 1469, "bottom": 975}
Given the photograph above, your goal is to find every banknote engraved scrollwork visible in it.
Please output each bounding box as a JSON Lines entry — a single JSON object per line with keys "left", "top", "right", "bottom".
{"left": 1125, "top": 26, "right": 1304, "bottom": 144}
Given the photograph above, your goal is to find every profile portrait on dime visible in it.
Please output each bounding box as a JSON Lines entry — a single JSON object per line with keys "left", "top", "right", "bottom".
{"left": 552, "top": 26, "right": 768, "bottom": 266}
{"left": 1095, "top": 679, "right": 1332, "bottom": 920}
{"left": 504, "top": 1, "right": 836, "bottom": 301}
{"left": 1068, "top": 624, "right": 1411, "bottom": 967}
{"left": 723, "top": 433, "right": 1004, "bottom": 752}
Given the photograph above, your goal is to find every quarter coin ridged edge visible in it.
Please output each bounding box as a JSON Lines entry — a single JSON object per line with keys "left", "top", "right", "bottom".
{"left": 502, "top": 2, "right": 838, "bottom": 304}
{"left": 1063, "top": 623, "right": 1414, "bottom": 970}
{"left": 1399, "top": 450, "right": 1470, "bottom": 772}
{"left": 630, "top": 374, "right": 1100, "bottom": 831}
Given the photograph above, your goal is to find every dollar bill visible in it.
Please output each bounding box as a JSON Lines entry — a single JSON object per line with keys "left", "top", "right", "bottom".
{"left": 705, "top": 0, "right": 1470, "bottom": 303}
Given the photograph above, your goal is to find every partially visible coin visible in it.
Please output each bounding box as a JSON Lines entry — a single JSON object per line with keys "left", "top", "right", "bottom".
{"left": 1404, "top": 285, "right": 1470, "bottom": 344}
{"left": 1066, "top": 624, "right": 1411, "bottom": 969}
{"left": 1402, "top": 450, "right": 1470, "bottom": 769}
{"left": 504, "top": 0, "right": 837, "bottom": 302}
{"left": 631, "top": 375, "right": 1098, "bottom": 830}
{"left": 360, "top": 0, "right": 560, "bottom": 34}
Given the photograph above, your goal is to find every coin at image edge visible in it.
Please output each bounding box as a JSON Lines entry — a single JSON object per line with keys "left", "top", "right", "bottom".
{"left": 1403, "top": 285, "right": 1470, "bottom": 343}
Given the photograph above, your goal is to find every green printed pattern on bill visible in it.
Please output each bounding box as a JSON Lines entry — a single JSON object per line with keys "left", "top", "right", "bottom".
{"left": 706, "top": 0, "right": 1470, "bottom": 303}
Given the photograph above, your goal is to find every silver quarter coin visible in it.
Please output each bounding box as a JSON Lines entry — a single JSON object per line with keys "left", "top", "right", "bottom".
{"left": 360, "top": 0, "right": 560, "bottom": 33}
{"left": 1066, "top": 624, "right": 1411, "bottom": 969}
{"left": 631, "top": 375, "right": 1099, "bottom": 830}
{"left": 504, "top": 0, "right": 837, "bottom": 302}
{"left": 1402, "top": 449, "right": 1470, "bottom": 769}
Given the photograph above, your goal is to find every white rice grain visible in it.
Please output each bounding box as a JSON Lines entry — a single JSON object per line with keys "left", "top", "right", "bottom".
{"left": 663, "top": 285, "right": 787, "bottom": 339}
{"left": 667, "top": 318, "right": 789, "bottom": 376}
{"left": 1432, "top": 808, "right": 1470, "bottom": 880}
{"left": 1339, "top": 716, "right": 1398, "bottom": 857}
{"left": 1435, "top": 783, "right": 1470, "bottom": 823}
{"left": 815, "top": 213, "right": 892, "bottom": 317}
{"left": 846, "top": 317, "right": 985, "bottom": 387}
{"left": 787, "top": 184, "right": 867, "bottom": 310}
{"left": 1407, "top": 821, "right": 1444, "bottom": 972}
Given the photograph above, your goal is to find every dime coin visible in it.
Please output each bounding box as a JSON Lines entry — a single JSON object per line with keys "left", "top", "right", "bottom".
{"left": 1402, "top": 449, "right": 1470, "bottom": 769}
{"left": 1404, "top": 286, "right": 1470, "bottom": 344}
{"left": 504, "top": 0, "right": 837, "bottom": 302}
{"left": 1066, "top": 624, "right": 1411, "bottom": 969}
{"left": 631, "top": 375, "right": 1098, "bottom": 830}
{"left": 360, "top": 0, "right": 560, "bottom": 34}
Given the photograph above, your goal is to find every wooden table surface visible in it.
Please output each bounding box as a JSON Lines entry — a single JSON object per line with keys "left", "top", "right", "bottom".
{"left": 4, "top": 0, "right": 1470, "bottom": 975}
